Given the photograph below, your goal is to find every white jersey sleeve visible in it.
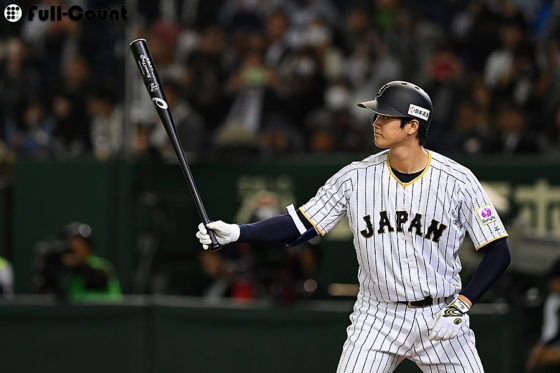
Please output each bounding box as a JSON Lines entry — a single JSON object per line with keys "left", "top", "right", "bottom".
{"left": 459, "top": 170, "right": 508, "bottom": 250}
{"left": 299, "top": 165, "right": 355, "bottom": 236}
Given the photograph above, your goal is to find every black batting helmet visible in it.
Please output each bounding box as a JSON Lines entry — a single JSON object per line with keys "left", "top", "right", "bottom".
{"left": 358, "top": 81, "right": 433, "bottom": 129}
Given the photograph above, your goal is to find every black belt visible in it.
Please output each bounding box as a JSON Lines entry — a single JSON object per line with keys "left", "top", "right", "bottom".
{"left": 397, "top": 296, "right": 433, "bottom": 308}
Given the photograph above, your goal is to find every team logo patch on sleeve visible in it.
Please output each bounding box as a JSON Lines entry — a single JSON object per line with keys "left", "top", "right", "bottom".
{"left": 476, "top": 205, "right": 497, "bottom": 225}
{"left": 408, "top": 104, "right": 430, "bottom": 121}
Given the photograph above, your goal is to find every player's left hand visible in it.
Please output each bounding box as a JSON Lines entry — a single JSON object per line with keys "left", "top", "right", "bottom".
{"left": 428, "top": 297, "right": 471, "bottom": 341}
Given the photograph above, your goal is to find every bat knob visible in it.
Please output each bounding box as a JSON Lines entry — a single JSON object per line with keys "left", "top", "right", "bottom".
{"left": 207, "top": 243, "right": 223, "bottom": 252}
{"left": 206, "top": 226, "right": 222, "bottom": 252}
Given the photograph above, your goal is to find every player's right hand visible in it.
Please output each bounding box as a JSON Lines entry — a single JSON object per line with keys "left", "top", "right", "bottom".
{"left": 196, "top": 221, "right": 240, "bottom": 250}
{"left": 428, "top": 297, "right": 470, "bottom": 341}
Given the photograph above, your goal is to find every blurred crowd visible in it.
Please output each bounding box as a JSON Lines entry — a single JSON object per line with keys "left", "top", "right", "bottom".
{"left": 1, "top": 0, "right": 560, "bottom": 161}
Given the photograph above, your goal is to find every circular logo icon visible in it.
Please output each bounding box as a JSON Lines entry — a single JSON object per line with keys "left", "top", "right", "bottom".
{"left": 151, "top": 97, "right": 168, "bottom": 110}
{"left": 4, "top": 4, "right": 22, "bottom": 22}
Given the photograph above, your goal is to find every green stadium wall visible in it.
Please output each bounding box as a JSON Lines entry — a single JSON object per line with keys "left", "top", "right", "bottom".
{"left": 0, "top": 298, "right": 518, "bottom": 373}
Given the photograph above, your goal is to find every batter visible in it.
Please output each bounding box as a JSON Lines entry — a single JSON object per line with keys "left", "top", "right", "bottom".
{"left": 196, "top": 81, "right": 511, "bottom": 372}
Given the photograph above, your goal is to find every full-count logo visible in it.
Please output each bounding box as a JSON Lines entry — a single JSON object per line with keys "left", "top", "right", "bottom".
{"left": 4, "top": 4, "right": 22, "bottom": 22}
{"left": 3, "top": 3, "right": 127, "bottom": 22}
{"left": 476, "top": 204, "right": 496, "bottom": 225}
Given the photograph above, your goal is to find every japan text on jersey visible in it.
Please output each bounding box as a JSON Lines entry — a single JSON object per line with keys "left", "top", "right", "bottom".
{"left": 295, "top": 150, "right": 508, "bottom": 302}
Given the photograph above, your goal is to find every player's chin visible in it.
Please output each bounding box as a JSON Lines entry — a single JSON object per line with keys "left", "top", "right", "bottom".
{"left": 374, "top": 136, "right": 389, "bottom": 148}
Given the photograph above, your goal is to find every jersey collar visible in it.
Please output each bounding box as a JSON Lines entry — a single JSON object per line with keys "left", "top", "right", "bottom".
{"left": 387, "top": 150, "right": 431, "bottom": 188}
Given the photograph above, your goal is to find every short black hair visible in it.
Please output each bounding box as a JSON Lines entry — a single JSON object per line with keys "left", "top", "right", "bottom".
{"left": 400, "top": 118, "right": 427, "bottom": 146}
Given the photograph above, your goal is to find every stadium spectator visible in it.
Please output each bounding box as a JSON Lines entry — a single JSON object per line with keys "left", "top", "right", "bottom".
{"left": 282, "top": 47, "right": 326, "bottom": 130}
{"left": 216, "top": 48, "right": 281, "bottom": 154}
{"left": 145, "top": 20, "right": 182, "bottom": 81}
{"left": 88, "top": 85, "right": 124, "bottom": 159}
{"left": 304, "top": 79, "right": 366, "bottom": 153}
{"left": 453, "top": 1, "right": 500, "bottom": 73}
{"left": 342, "top": 10, "right": 374, "bottom": 88}
{"left": 183, "top": 25, "right": 232, "bottom": 132}
{"left": 485, "top": 102, "right": 540, "bottom": 155}
{"left": 535, "top": 41, "right": 560, "bottom": 125}
{"left": 340, "top": 6, "right": 371, "bottom": 56}
{"left": 52, "top": 54, "right": 92, "bottom": 156}
{"left": 484, "top": 19, "right": 537, "bottom": 108}
{"left": 484, "top": 20, "right": 523, "bottom": 89}
{"left": 352, "top": 28, "right": 403, "bottom": 109}
{"left": 301, "top": 17, "right": 344, "bottom": 81}
{"left": 5, "top": 98, "right": 56, "bottom": 159}
{"left": 258, "top": 115, "right": 304, "bottom": 155}
{"left": 421, "top": 43, "right": 465, "bottom": 145}
{"left": 21, "top": 0, "right": 82, "bottom": 89}
{"left": 51, "top": 93, "right": 91, "bottom": 157}
{"left": 263, "top": 10, "right": 291, "bottom": 68}
{"left": 0, "top": 37, "right": 42, "bottom": 125}
{"left": 471, "top": 76, "right": 493, "bottom": 125}
{"left": 288, "top": 240, "right": 327, "bottom": 300}
{"left": 150, "top": 80, "right": 206, "bottom": 160}
{"left": 198, "top": 251, "right": 233, "bottom": 300}
{"left": 383, "top": 7, "right": 415, "bottom": 77}
{"left": 446, "top": 99, "right": 489, "bottom": 155}
{"left": 282, "top": 0, "right": 338, "bottom": 50}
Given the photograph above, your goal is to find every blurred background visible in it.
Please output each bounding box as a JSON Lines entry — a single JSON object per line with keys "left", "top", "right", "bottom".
{"left": 1, "top": 0, "right": 560, "bottom": 372}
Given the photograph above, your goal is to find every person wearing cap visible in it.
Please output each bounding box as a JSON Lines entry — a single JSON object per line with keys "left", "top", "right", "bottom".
{"left": 194, "top": 81, "right": 511, "bottom": 371}
{"left": 526, "top": 259, "right": 560, "bottom": 371}
{"left": 61, "top": 221, "right": 122, "bottom": 302}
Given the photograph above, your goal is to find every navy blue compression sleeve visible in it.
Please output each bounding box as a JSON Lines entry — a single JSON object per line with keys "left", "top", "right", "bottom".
{"left": 460, "top": 237, "right": 511, "bottom": 303}
{"left": 237, "top": 211, "right": 315, "bottom": 243}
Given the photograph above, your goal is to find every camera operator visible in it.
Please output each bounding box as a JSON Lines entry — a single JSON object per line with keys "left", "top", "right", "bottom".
{"left": 33, "top": 222, "right": 122, "bottom": 301}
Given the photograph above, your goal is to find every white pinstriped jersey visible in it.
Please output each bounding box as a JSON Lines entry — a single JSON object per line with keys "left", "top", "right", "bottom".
{"left": 298, "top": 150, "right": 508, "bottom": 302}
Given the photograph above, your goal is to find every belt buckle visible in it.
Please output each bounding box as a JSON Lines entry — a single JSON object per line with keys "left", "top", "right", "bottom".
{"left": 407, "top": 301, "right": 419, "bottom": 308}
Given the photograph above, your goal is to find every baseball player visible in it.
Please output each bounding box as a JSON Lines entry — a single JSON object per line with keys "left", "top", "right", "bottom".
{"left": 196, "top": 81, "right": 511, "bottom": 372}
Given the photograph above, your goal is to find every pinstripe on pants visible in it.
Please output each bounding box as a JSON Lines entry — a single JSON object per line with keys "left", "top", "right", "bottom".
{"left": 336, "top": 296, "right": 483, "bottom": 373}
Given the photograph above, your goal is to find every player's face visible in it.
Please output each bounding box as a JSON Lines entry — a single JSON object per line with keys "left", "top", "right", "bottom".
{"left": 372, "top": 114, "right": 408, "bottom": 148}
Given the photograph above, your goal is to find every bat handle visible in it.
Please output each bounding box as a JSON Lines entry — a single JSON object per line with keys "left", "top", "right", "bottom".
{"left": 205, "top": 222, "right": 222, "bottom": 252}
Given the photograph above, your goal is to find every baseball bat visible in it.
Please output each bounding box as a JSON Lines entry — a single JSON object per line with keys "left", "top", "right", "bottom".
{"left": 129, "top": 38, "right": 221, "bottom": 252}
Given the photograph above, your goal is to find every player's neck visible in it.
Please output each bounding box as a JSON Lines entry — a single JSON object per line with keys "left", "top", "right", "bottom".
{"left": 388, "top": 144, "right": 428, "bottom": 173}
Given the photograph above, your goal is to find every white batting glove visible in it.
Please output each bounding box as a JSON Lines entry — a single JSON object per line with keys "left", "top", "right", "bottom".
{"left": 195, "top": 221, "right": 240, "bottom": 250}
{"left": 428, "top": 297, "right": 471, "bottom": 341}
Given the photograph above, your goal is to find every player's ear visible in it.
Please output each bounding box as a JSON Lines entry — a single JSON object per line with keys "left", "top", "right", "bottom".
{"left": 408, "top": 119, "right": 420, "bottom": 135}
